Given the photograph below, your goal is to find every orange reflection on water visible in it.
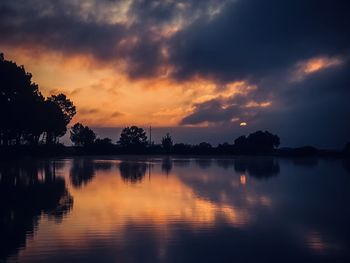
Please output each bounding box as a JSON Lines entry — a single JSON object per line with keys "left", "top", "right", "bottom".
{"left": 240, "top": 175, "right": 247, "bottom": 185}
{"left": 23, "top": 160, "right": 252, "bottom": 251}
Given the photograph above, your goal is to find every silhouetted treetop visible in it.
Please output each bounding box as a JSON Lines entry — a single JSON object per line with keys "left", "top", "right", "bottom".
{"left": 70, "top": 123, "right": 96, "bottom": 147}
{"left": 48, "top": 94, "right": 76, "bottom": 125}
{"left": 161, "top": 133, "right": 173, "bottom": 154}
{"left": 118, "top": 126, "right": 147, "bottom": 152}
{"left": 234, "top": 130, "right": 280, "bottom": 154}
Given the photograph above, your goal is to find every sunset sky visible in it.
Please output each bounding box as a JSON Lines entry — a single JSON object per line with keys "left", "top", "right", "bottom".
{"left": 1, "top": 0, "right": 349, "bottom": 147}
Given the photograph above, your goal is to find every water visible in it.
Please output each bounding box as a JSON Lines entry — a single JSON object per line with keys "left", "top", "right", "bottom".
{"left": 1, "top": 157, "right": 349, "bottom": 263}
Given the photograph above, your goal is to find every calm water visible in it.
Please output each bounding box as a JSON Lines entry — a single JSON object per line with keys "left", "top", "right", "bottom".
{"left": 1, "top": 157, "right": 350, "bottom": 263}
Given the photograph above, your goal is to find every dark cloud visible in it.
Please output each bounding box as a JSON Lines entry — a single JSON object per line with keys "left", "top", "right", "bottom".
{"left": 169, "top": 0, "right": 350, "bottom": 81}
{"left": 180, "top": 91, "right": 268, "bottom": 126}
{"left": 258, "top": 61, "right": 350, "bottom": 148}
{"left": 173, "top": 0, "right": 350, "bottom": 147}
{"left": 1, "top": 0, "right": 349, "bottom": 80}
{"left": 180, "top": 60, "right": 350, "bottom": 147}
{"left": 0, "top": 0, "right": 226, "bottom": 78}
{"left": 181, "top": 99, "right": 238, "bottom": 125}
{"left": 0, "top": 1, "right": 125, "bottom": 59}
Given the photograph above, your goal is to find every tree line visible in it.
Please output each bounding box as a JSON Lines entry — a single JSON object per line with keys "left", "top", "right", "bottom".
{"left": 70, "top": 124, "right": 281, "bottom": 155}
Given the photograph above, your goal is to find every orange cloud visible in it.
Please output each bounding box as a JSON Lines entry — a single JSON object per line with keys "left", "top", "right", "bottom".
{"left": 292, "top": 56, "right": 344, "bottom": 82}
{"left": 1, "top": 46, "right": 262, "bottom": 128}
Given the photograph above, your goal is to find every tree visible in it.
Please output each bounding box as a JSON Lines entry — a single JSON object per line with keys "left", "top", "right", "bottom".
{"left": 94, "top": 137, "right": 113, "bottom": 146}
{"left": 247, "top": 131, "right": 280, "bottom": 150}
{"left": 193, "top": 142, "right": 213, "bottom": 154}
{"left": 43, "top": 100, "right": 67, "bottom": 144}
{"left": 161, "top": 133, "right": 173, "bottom": 154}
{"left": 118, "top": 126, "right": 147, "bottom": 152}
{"left": 173, "top": 143, "right": 192, "bottom": 154}
{"left": 0, "top": 53, "right": 44, "bottom": 145}
{"left": 234, "top": 130, "right": 280, "bottom": 153}
{"left": 0, "top": 53, "right": 76, "bottom": 146}
{"left": 70, "top": 123, "right": 96, "bottom": 147}
{"left": 234, "top": 136, "right": 247, "bottom": 148}
{"left": 93, "top": 137, "right": 114, "bottom": 153}
{"left": 48, "top": 94, "right": 76, "bottom": 126}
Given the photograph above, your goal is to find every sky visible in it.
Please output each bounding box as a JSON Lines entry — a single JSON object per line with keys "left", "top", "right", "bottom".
{"left": 0, "top": 0, "right": 349, "bottom": 148}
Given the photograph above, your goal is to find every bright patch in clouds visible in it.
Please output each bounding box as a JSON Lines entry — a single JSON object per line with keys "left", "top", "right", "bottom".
{"left": 303, "top": 57, "right": 343, "bottom": 74}
{"left": 292, "top": 56, "right": 344, "bottom": 82}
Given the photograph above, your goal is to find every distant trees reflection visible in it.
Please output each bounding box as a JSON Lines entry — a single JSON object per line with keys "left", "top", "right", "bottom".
{"left": 69, "top": 159, "right": 96, "bottom": 188}
{"left": 234, "top": 158, "right": 280, "bottom": 179}
{"left": 119, "top": 161, "right": 148, "bottom": 183}
{"left": 0, "top": 161, "right": 73, "bottom": 260}
{"left": 161, "top": 157, "right": 173, "bottom": 175}
{"left": 195, "top": 159, "right": 213, "bottom": 169}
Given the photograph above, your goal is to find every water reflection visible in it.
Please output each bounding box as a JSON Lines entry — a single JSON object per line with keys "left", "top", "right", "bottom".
{"left": 1, "top": 157, "right": 350, "bottom": 263}
{"left": 119, "top": 161, "right": 148, "bottom": 183}
{"left": 234, "top": 157, "right": 280, "bottom": 179}
{"left": 0, "top": 161, "right": 72, "bottom": 261}
{"left": 70, "top": 158, "right": 96, "bottom": 188}
{"left": 216, "top": 159, "right": 235, "bottom": 169}
{"left": 292, "top": 158, "right": 319, "bottom": 167}
{"left": 195, "top": 159, "right": 213, "bottom": 169}
{"left": 161, "top": 157, "right": 173, "bottom": 175}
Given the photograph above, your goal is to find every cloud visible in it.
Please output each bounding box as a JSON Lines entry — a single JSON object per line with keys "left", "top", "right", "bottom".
{"left": 110, "top": 111, "right": 124, "bottom": 118}
{"left": 0, "top": 0, "right": 228, "bottom": 79}
{"left": 78, "top": 107, "right": 100, "bottom": 115}
{"left": 169, "top": 0, "right": 350, "bottom": 82}
{"left": 180, "top": 85, "right": 272, "bottom": 126}
{"left": 1, "top": 0, "right": 349, "bottom": 81}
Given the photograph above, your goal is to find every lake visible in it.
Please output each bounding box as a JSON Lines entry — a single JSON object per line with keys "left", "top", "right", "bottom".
{"left": 1, "top": 157, "right": 350, "bottom": 263}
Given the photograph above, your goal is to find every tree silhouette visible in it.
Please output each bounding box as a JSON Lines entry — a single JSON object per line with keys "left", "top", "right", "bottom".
{"left": 0, "top": 53, "right": 44, "bottom": 145}
{"left": 118, "top": 126, "right": 148, "bottom": 152}
{"left": 234, "top": 130, "right": 280, "bottom": 154}
{"left": 43, "top": 100, "right": 67, "bottom": 144}
{"left": 0, "top": 53, "right": 75, "bottom": 146}
{"left": 94, "top": 137, "right": 113, "bottom": 146}
{"left": 92, "top": 137, "right": 115, "bottom": 153}
{"left": 48, "top": 94, "right": 76, "bottom": 126}
{"left": 161, "top": 133, "right": 173, "bottom": 154}
{"left": 46, "top": 94, "right": 76, "bottom": 144}
{"left": 70, "top": 123, "right": 96, "bottom": 147}
{"left": 193, "top": 142, "right": 213, "bottom": 154}
{"left": 173, "top": 143, "right": 192, "bottom": 154}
